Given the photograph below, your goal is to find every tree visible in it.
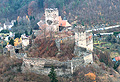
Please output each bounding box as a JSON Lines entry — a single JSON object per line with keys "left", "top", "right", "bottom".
{"left": 48, "top": 66, "right": 58, "bottom": 82}
{"left": 0, "top": 30, "right": 9, "bottom": 33}
{"left": 30, "top": 28, "right": 32, "bottom": 35}
{"left": 38, "top": 0, "right": 44, "bottom": 8}
{"left": 9, "top": 38, "right": 14, "bottom": 46}
{"left": 81, "top": 21, "right": 84, "bottom": 26}
{"left": 15, "top": 32, "right": 21, "bottom": 38}
{"left": 14, "top": 21, "right": 18, "bottom": 27}
{"left": 28, "top": 1, "right": 37, "bottom": 16}
{"left": 25, "top": 30, "right": 29, "bottom": 36}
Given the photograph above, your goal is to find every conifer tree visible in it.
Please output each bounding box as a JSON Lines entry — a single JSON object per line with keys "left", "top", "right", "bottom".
{"left": 25, "top": 30, "right": 28, "bottom": 36}
{"left": 9, "top": 38, "right": 14, "bottom": 46}
{"left": 48, "top": 66, "right": 58, "bottom": 82}
{"left": 30, "top": 28, "right": 32, "bottom": 35}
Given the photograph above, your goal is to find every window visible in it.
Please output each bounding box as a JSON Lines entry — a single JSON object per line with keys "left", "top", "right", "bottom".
{"left": 30, "top": 64, "right": 33, "bottom": 68}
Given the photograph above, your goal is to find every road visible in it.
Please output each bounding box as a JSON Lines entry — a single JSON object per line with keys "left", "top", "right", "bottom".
{"left": 86, "top": 25, "right": 120, "bottom": 32}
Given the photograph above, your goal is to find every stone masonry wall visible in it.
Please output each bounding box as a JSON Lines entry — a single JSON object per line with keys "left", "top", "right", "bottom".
{"left": 21, "top": 56, "right": 85, "bottom": 77}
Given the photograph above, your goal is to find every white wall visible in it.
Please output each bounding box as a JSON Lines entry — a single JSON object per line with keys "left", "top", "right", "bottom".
{"left": 22, "top": 39, "right": 29, "bottom": 47}
{"left": 84, "top": 53, "right": 93, "bottom": 65}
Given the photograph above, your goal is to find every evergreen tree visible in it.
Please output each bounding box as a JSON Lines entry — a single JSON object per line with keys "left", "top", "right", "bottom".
{"left": 30, "top": 28, "right": 32, "bottom": 35}
{"left": 48, "top": 66, "right": 58, "bottom": 82}
{"left": 9, "top": 38, "right": 14, "bottom": 46}
{"left": 15, "top": 32, "right": 21, "bottom": 38}
{"left": 14, "top": 21, "right": 18, "bottom": 27}
{"left": 29, "top": 16, "right": 33, "bottom": 20}
{"left": 81, "top": 21, "right": 84, "bottom": 26}
{"left": 25, "top": 30, "right": 29, "bottom": 36}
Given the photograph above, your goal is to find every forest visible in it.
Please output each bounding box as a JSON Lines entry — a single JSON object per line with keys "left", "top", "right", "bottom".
{"left": 0, "top": 0, "right": 120, "bottom": 26}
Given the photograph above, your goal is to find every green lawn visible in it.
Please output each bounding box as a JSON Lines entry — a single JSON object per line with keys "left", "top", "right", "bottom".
{"left": 94, "top": 37, "right": 120, "bottom": 59}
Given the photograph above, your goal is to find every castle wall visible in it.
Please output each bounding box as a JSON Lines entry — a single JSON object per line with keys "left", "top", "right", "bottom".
{"left": 21, "top": 56, "right": 85, "bottom": 77}
{"left": 21, "top": 57, "right": 72, "bottom": 76}
{"left": 84, "top": 53, "right": 93, "bottom": 65}
{"left": 55, "top": 35, "right": 75, "bottom": 51}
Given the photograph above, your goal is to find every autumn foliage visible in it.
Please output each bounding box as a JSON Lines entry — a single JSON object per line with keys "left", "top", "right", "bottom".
{"left": 85, "top": 72, "right": 96, "bottom": 82}
{"left": 28, "top": 1, "right": 37, "bottom": 16}
{"left": 28, "top": 37, "right": 75, "bottom": 61}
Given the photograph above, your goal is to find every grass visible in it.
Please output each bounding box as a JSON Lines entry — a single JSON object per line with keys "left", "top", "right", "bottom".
{"left": 94, "top": 37, "right": 120, "bottom": 59}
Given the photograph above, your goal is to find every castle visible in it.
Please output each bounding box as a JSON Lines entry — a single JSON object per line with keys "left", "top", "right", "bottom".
{"left": 21, "top": 25, "right": 93, "bottom": 77}
{"left": 3, "top": 8, "right": 94, "bottom": 77}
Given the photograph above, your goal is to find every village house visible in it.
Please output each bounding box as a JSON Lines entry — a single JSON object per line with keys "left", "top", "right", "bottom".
{"left": 3, "top": 20, "right": 16, "bottom": 30}
{"left": 4, "top": 36, "right": 9, "bottom": 42}
{"left": 117, "top": 33, "right": 120, "bottom": 38}
{"left": 0, "top": 27, "right": 3, "bottom": 31}
{"left": 21, "top": 34, "right": 29, "bottom": 48}
{"left": 4, "top": 22, "right": 13, "bottom": 30}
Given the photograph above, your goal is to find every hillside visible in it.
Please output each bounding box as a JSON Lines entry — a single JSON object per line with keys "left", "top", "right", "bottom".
{"left": 0, "top": 0, "right": 120, "bottom": 25}
{"left": 0, "top": 55, "right": 120, "bottom": 82}
{"left": 28, "top": 38, "right": 75, "bottom": 61}
{"left": 0, "top": 0, "right": 120, "bottom": 26}
{"left": 0, "top": 0, "right": 44, "bottom": 23}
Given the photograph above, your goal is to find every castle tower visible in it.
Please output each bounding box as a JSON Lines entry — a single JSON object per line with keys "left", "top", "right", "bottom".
{"left": 86, "top": 31, "right": 93, "bottom": 51}
{"left": 74, "top": 26, "right": 93, "bottom": 51}
{"left": 75, "top": 26, "right": 86, "bottom": 48}
{"left": 45, "top": 8, "right": 59, "bottom": 32}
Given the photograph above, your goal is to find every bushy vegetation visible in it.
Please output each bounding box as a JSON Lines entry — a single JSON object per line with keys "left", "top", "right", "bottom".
{"left": 0, "top": 30, "right": 9, "bottom": 33}
{"left": 94, "top": 49, "right": 114, "bottom": 67}
{"left": 14, "top": 32, "right": 22, "bottom": 38}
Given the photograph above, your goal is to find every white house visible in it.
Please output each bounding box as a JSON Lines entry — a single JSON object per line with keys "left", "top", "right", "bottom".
{"left": 21, "top": 34, "right": 29, "bottom": 47}
{"left": 0, "top": 27, "right": 3, "bottom": 31}
{"left": 4, "top": 22, "right": 13, "bottom": 30}
{"left": 11, "top": 20, "right": 16, "bottom": 26}
{"left": 117, "top": 33, "right": 120, "bottom": 38}
{"left": 3, "top": 20, "right": 16, "bottom": 30}
{"left": 5, "top": 36, "right": 9, "bottom": 41}
{"left": 9, "top": 32, "right": 15, "bottom": 38}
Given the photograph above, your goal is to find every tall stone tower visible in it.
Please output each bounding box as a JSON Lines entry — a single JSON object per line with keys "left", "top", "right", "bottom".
{"left": 74, "top": 26, "right": 93, "bottom": 51}
{"left": 86, "top": 30, "right": 93, "bottom": 51}
{"left": 45, "top": 8, "right": 59, "bottom": 32}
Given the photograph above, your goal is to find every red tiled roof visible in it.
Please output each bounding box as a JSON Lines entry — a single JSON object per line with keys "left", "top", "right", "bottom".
{"left": 59, "top": 16, "right": 71, "bottom": 27}
{"left": 115, "top": 56, "right": 120, "bottom": 61}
